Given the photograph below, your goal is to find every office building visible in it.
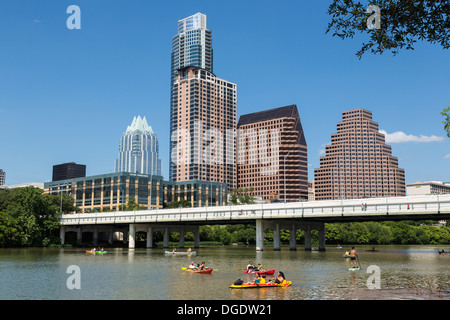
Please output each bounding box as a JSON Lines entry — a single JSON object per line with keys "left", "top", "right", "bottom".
{"left": 314, "top": 108, "right": 406, "bottom": 200}
{"left": 0, "top": 169, "right": 5, "bottom": 185}
{"left": 115, "top": 116, "right": 162, "bottom": 176}
{"left": 170, "top": 66, "right": 237, "bottom": 190}
{"left": 237, "top": 105, "right": 308, "bottom": 202}
{"left": 52, "top": 162, "right": 86, "bottom": 182}
{"left": 44, "top": 172, "right": 227, "bottom": 213}
{"left": 407, "top": 181, "right": 450, "bottom": 195}
{"left": 171, "top": 12, "right": 212, "bottom": 85}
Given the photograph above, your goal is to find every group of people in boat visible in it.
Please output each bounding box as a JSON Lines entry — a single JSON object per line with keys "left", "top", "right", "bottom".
{"left": 188, "top": 261, "right": 207, "bottom": 271}
{"left": 246, "top": 261, "right": 263, "bottom": 272}
{"left": 247, "top": 271, "right": 287, "bottom": 285}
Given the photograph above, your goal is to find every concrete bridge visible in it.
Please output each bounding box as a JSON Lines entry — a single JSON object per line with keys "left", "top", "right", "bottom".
{"left": 59, "top": 194, "right": 450, "bottom": 251}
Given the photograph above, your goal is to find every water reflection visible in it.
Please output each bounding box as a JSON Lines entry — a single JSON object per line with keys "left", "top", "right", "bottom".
{"left": 0, "top": 245, "right": 449, "bottom": 300}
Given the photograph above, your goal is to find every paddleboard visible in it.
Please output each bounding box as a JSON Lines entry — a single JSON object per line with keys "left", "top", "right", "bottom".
{"left": 348, "top": 267, "right": 360, "bottom": 271}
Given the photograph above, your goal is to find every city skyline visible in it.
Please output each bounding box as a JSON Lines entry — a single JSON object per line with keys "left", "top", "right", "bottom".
{"left": 0, "top": 1, "right": 449, "bottom": 187}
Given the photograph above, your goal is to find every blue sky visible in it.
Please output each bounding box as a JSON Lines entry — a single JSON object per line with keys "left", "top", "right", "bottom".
{"left": 0, "top": 0, "right": 449, "bottom": 186}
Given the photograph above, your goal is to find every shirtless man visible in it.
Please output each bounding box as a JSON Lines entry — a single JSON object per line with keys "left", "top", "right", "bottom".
{"left": 350, "top": 247, "right": 358, "bottom": 269}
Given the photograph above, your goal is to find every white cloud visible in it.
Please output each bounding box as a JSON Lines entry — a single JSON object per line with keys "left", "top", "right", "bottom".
{"left": 445, "top": 154, "right": 450, "bottom": 159}
{"left": 33, "top": 19, "right": 41, "bottom": 23}
{"left": 318, "top": 143, "right": 328, "bottom": 156}
{"left": 380, "top": 130, "right": 444, "bottom": 143}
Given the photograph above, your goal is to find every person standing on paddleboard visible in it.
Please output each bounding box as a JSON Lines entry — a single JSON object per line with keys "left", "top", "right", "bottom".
{"left": 350, "top": 247, "right": 358, "bottom": 269}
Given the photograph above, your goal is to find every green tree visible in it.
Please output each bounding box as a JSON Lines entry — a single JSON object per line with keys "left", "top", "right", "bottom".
{"left": 326, "top": 0, "right": 450, "bottom": 59}
{"left": 441, "top": 106, "right": 450, "bottom": 138}
{"left": 166, "top": 199, "right": 192, "bottom": 208}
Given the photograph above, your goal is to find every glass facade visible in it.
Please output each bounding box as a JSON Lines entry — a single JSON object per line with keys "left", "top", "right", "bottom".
{"left": 44, "top": 172, "right": 228, "bottom": 213}
{"left": 115, "top": 116, "right": 162, "bottom": 176}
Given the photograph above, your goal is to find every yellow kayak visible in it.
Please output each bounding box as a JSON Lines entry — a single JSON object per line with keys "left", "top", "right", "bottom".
{"left": 229, "top": 281, "right": 292, "bottom": 289}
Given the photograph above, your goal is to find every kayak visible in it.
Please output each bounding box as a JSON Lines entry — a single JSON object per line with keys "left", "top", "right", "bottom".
{"left": 187, "top": 268, "right": 213, "bottom": 274}
{"left": 439, "top": 252, "right": 450, "bottom": 255}
{"left": 86, "top": 250, "right": 108, "bottom": 254}
{"left": 230, "top": 281, "right": 292, "bottom": 289}
{"left": 343, "top": 254, "right": 351, "bottom": 258}
{"left": 244, "top": 269, "right": 275, "bottom": 275}
{"left": 165, "top": 251, "right": 196, "bottom": 255}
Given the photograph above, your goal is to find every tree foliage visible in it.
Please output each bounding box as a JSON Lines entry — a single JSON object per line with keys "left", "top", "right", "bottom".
{"left": 0, "top": 187, "right": 76, "bottom": 247}
{"left": 441, "top": 106, "right": 450, "bottom": 137}
{"left": 326, "top": 0, "right": 450, "bottom": 59}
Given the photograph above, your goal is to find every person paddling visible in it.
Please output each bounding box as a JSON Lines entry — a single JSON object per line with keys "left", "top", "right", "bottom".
{"left": 350, "top": 247, "right": 358, "bottom": 269}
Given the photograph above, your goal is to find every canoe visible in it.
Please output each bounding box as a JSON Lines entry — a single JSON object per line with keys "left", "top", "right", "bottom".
{"left": 244, "top": 269, "right": 275, "bottom": 275}
{"left": 439, "top": 252, "right": 450, "bottom": 255}
{"left": 230, "top": 281, "right": 292, "bottom": 289}
{"left": 187, "top": 268, "right": 213, "bottom": 274}
{"left": 165, "top": 251, "right": 196, "bottom": 255}
{"left": 86, "top": 250, "right": 107, "bottom": 254}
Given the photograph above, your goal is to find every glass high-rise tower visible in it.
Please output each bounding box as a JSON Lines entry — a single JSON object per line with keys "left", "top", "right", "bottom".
{"left": 115, "top": 116, "right": 162, "bottom": 176}
{"left": 170, "top": 12, "right": 213, "bottom": 85}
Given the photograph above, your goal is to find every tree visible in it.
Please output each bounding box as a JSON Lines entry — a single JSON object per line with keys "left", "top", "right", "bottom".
{"left": 326, "top": 0, "right": 450, "bottom": 59}
{"left": 166, "top": 199, "right": 192, "bottom": 208}
{"left": 228, "top": 187, "right": 255, "bottom": 205}
{"left": 441, "top": 106, "right": 450, "bottom": 137}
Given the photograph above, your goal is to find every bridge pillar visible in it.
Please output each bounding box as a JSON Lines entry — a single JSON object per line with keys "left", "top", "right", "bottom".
{"left": 60, "top": 226, "right": 66, "bottom": 245}
{"left": 290, "top": 224, "right": 297, "bottom": 251}
{"left": 318, "top": 223, "right": 326, "bottom": 251}
{"left": 256, "top": 219, "right": 264, "bottom": 251}
{"left": 179, "top": 227, "right": 185, "bottom": 248}
{"left": 163, "top": 227, "right": 170, "bottom": 248}
{"left": 129, "top": 224, "right": 135, "bottom": 249}
{"left": 147, "top": 226, "right": 153, "bottom": 248}
{"left": 77, "top": 228, "right": 82, "bottom": 245}
{"left": 273, "top": 223, "right": 280, "bottom": 251}
{"left": 194, "top": 226, "right": 200, "bottom": 248}
{"left": 304, "top": 224, "right": 311, "bottom": 251}
{"left": 93, "top": 228, "right": 98, "bottom": 246}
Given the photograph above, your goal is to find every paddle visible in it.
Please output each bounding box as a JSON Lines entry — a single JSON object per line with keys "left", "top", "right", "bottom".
{"left": 356, "top": 254, "right": 362, "bottom": 269}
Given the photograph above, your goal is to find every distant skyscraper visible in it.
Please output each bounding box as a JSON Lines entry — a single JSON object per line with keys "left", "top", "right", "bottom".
{"left": 0, "top": 169, "right": 5, "bottom": 185}
{"left": 52, "top": 163, "right": 86, "bottom": 182}
{"left": 171, "top": 12, "right": 213, "bottom": 85}
{"left": 314, "top": 108, "right": 406, "bottom": 200}
{"left": 170, "top": 66, "right": 237, "bottom": 190}
{"left": 115, "top": 116, "right": 162, "bottom": 176}
{"left": 237, "top": 105, "right": 308, "bottom": 202}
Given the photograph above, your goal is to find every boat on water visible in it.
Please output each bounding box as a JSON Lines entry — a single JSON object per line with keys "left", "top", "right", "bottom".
{"left": 187, "top": 268, "right": 213, "bottom": 274}
{"left": 229, "top": 281, "right": 292, "bottom": 289}
{"left": 86, "top": 250, "right": 108, "bottom": 254}
{"left": 438, "top": 250, "right": 450, "bottom": 255}
{"left": 165, "top": 251, "right": 196, "bottom": 255}
{"left": 243, "top": 269, "right": 275, "bottom": 275}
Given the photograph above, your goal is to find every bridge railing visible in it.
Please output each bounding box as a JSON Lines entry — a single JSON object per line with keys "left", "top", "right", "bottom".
{"left": 60, "top": 194, "right": 450, "bottom": 225}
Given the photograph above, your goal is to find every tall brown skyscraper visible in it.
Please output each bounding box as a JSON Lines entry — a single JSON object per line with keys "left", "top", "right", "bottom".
{"left": 237, "top": 105, "right": 308, "bottom": 202}
{"left": 169, "top": 66, "right": 237, "bottom": 190}
{"left": 314, "top": 108, "right": 406, "bottom": 200}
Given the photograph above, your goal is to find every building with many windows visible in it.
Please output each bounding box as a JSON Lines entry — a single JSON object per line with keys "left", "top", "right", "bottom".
{"left": 44, "top": 172, "right": 227, "bottom": 213}
{"left": 169, "top": 66, "right": 237, "bottom": 191}
{"left": 407, "top": 181, "right": 450, "bottom": 195}
{"left": 115, "top": 116, "right": 162, "bottom": 176}
{"left": 171, "top": 12, "right": 212, "bottom": 85}
{"left": 52, "top": 162, "right": 86, "bottom": 182}
{"left": 314, "top": 108, "right": 406, "bottom": 200}
{"left": 0, "top": 169, "right": 5, "bottom": 186}
{"left": 236, "top": 105, "right": 308, "bottom": 202}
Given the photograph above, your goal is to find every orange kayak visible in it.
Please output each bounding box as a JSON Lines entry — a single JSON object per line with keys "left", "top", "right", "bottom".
{"left": 187, "top": 268, "right": 213, "bottom": 274}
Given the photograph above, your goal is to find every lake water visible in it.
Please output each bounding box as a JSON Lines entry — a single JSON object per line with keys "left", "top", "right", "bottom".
{"left": 0, "top": 245, "right": 449, "bottom": 300}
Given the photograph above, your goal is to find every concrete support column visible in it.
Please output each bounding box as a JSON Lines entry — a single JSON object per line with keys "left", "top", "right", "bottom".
{"left": 290, "top": 224, "right": 297, "bottom": 251}
{"left": 256, "top": 219, "right": 264, "bottom": 251}
{"left": 93, "top": 228, "right": 98, "bottom": 246}
{"left": 179, "top": 227, "right": 185, "bottom": 248}
{"left": 163, "top": 227, "right": 170, "bottom": 248}
{"left": 108, "top": 227, "right": 113, "bottom": 245}
{"left": 194, "top": 226, "right": 200, "bottom": 248}
{"left": 60, "top": 226, "right": 66, "bottom": 245}
{"left": 147, "top": 226, "right": 153, "bottom": 248}
{"left": 273, "top": 223, "right": 281, "bottom": 251}
{"left": 304, "top": 224, "right": 311, "bottom": 251}
{"left": 318, "top": 223, "right": 326, "bottom": 251}
{"left": 129, "top": 224, "right": 135, "bottom": 249}
{"left": 77, "top": 228, "right": 82, "bottom": 245}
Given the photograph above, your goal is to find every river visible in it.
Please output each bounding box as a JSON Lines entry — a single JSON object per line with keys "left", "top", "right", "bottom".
{"left": 0, "top": 245, "right": 449, "bottom": 300}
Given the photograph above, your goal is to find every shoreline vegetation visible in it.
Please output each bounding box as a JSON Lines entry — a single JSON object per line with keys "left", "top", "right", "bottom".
{"left": 1, "top": 187, "right": 449, "bottom": 248}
